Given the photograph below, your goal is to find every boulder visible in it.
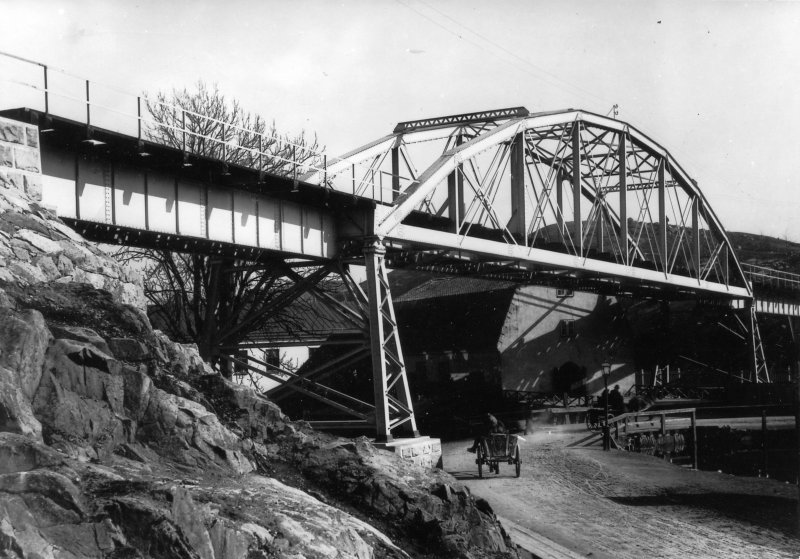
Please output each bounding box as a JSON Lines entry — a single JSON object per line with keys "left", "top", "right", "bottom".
{"left": 0, "top": 365, "right": 42, "bottom": 441}
{"left": 108, "top": 337, "right": 150, "bottom": 362}
{"left": 171, "top": 487, "right": 215, "bottom": 559}
{"left": 14, "top": 228, "right": 63, "bottom": 255}
{"left": 39, "top": 339, "right": 124, "bottom": 414}
{"left": 139, "top": 387, "right": 253, "bottom": 475}
{"left": 102, "top": 496, "right": 198, "bottom": 559}
{"left": 120, "top": 365, "right": 152, "bottom": 422}
{"left": 0, "top": 433, "right": 62, "bottom": 474}
{"left": 0, "top": 307, "right": 51, "bottom": 400}
{"left": 33, "top": 340, "right": 128, "bottom": 457}
{"left": 195, "top": 374, "right": 285, "bottom": 441}
{"left": 48, "top": 325, "right": 111, "bottom": 356}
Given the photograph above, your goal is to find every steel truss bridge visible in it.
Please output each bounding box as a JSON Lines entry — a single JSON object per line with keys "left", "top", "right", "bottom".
{"left": 2, "top": 52, "right": 798, "bottom": 442}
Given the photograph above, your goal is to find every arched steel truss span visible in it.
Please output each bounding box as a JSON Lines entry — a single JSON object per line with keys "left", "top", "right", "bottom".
{"left": 329, "top": 108, "right": 750, "bottom": 300}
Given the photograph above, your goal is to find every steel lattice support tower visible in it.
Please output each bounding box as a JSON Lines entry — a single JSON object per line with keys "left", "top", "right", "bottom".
{"left": 748, "top": 302, "right": 771, "bottom": 383}
{"left": 364, "top": 238, "right": 419, "bottom": 441}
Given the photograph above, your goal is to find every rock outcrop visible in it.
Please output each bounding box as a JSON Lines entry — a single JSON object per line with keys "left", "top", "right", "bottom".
{"left": 0, "top": 161, "right": 518, "bottom": 557}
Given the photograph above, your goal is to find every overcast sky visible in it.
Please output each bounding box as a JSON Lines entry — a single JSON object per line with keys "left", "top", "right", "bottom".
{"left": 1, "top": 0, "right": 798, "bottom": 241}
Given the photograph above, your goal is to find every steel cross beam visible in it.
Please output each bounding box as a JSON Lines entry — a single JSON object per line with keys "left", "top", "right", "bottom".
{"left": 393, "top": 106, "right": 529, "bottom": 133}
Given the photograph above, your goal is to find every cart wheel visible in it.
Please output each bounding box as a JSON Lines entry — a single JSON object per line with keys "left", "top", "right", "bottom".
{"left": 514, "top": 447, "right": 521, "bottom": 478}
{"left": 477, "top": 447, "right": 484, "bottom": 479}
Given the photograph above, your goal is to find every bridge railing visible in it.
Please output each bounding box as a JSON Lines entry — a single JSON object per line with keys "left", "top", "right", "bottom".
{"left": 742, "top": 263, "right": 800, "bottom": 294}
{"left": 607, "top": 407, "right": 698, "bottom": 468}
{"left": 0, "top": 51, "right": 401, "bottom": 202}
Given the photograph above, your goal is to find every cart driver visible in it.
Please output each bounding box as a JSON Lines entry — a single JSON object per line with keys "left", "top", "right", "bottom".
{"left": 467, "top": 413, "right": 507, "bottom": 453}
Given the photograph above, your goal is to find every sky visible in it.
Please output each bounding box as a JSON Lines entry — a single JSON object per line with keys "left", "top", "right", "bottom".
{"left": 1, "top": 0, "right": 798, "bottom": 241}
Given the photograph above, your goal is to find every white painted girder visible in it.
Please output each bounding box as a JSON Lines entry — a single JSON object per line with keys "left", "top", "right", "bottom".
{"left": 381, "top": 216, "right": 750, "bottom": 299}
{"left": 40, "top": 146, "right": 337, "bottom": 259}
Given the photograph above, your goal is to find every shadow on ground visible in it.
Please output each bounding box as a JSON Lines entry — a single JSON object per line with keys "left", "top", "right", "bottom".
{"left": 609, "top": 492, "right": 799, "bottom": 539}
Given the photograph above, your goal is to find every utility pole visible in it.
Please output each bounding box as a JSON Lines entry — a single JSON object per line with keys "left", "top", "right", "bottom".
{"left": 792, "top": 316, "right": 800, "bottom": 534}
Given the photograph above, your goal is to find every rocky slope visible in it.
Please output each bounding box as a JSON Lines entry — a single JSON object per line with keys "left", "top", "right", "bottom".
{"left": 0, "top": 179, "right": 517, "bottom": 557}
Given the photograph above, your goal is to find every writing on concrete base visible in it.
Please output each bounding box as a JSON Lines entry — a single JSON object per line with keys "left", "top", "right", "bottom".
{"left": 379, "top": 437, "right": 443, "bottom": 469}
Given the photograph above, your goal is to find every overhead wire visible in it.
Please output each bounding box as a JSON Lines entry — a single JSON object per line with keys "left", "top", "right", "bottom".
{"left": 412, "top": 0, "right": 614, "bottom": 108}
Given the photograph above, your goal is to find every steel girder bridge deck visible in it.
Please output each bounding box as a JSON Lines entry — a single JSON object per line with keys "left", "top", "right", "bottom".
{"left": 3, "top": 51, "right": 795, "bottom": 443}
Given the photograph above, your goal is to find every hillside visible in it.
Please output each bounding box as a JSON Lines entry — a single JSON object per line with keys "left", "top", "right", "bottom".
{"left": 0, "top": 179, "right": 517, "bottom": 556}
{"left": 532, "top": 222, "right": 800, "bottom": 275}
{"left": 727, "top": 231, "right": 800, "bottom": 273}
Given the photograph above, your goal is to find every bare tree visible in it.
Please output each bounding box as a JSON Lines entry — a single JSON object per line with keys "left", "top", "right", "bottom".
{"left": 144, "top": 81, "right": 322, "bottom": 175}
{"left": 117, "top": 247, "right": 335, "bottom": 367}
{"left": 120, "top": 83, "right": 331, "bottom": 373}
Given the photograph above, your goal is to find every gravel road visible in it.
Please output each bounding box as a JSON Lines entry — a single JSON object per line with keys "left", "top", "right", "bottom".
{"left": 443, "top": 426, "right": 800, "bottom": 559}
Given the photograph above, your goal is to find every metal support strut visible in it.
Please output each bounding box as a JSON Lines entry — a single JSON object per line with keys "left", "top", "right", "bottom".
{"left": 364, "top": 238, "right": 419, "bottom": 442}
{"left": 748, "top": 302, "right": 770, "bottom": 383}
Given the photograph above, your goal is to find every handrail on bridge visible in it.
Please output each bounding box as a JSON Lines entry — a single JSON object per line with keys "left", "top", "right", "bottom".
{"left": 606, "top": 407, "right": 698, "bottom": 468}
{"left": 0, "top": 50, "right": 408, "bottom": 202}
{"left": 742, "top": 263, "right": 800, "bottom": 292}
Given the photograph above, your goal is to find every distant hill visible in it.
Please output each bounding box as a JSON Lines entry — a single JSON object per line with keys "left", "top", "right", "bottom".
{"left": 530, "top": 221, "right": 800, "bottom": 276}
{"left": 726, "top": 231, "right": 800, "bottom": 274}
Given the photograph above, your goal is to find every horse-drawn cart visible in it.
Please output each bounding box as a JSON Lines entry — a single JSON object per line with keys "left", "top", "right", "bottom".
{"left": 475, "top": 433, "right": 521, "bottom": 478}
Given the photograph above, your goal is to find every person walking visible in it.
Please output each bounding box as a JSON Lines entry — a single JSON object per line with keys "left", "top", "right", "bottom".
{"left": 609, "top": 384, "right": 625, "bottom": 416}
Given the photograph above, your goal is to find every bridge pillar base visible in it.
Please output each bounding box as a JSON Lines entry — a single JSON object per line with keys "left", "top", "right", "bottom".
{"left": 0, "top": 116, "right": 42, "bottom": 202}
{"left": 374, "top": 436, "right": 442, "bottom": 469}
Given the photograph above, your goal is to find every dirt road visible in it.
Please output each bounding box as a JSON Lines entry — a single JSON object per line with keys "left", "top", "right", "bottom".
{"left": 443, "top": 426, "right": 800, "bottom": 559}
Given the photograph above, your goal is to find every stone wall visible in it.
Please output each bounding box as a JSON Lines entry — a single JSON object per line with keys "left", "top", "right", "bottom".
{"left": 0, "top": 116, "right": 146, "bottom": 310}
{"left": 0, "top": 116, "right": 42, "bottom": 201}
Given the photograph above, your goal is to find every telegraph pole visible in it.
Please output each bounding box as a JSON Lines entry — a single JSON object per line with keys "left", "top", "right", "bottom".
{"left": 793, "top": 316, "right": 800, "bottom": 534}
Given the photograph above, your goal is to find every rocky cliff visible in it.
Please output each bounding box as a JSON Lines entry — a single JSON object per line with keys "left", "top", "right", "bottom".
{"left": 0, "top": 173, "right": 517, "bottom": 557}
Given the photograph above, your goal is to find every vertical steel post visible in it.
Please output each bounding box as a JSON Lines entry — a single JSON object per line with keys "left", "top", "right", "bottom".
{"left": 221, "top": 123, "right": 226, "bottom": 163}
{"left": 692, "top": 409, "right": 698, "bottom": 470}
{"left": 658, "top": 158, "right": 667, "bottom": 272}
{"left": 618, "top": 132, "right": 628, "bottom": 265}
{"left": 509, "top": 132, "right": 526, "bottom": 241}
{"left": 391, "top": 145, "right": 400, "bottom": 201}
{"left": 447, "top": 134, "right": 464, "bottom": 234}
{"left": 761, "top": 408, "right": 768, "bottom": 477}
{"left": 572, "top": 123, "right": 582, "bottom": 256}
{"left": 556, "top": 172, "right": 565, "bottom": 242}
{"left": 43, "top": 65, "right": 49, "bottom": 116}
{"left": 181, "top": 110, "right": 186, "bottom": 154}
{"left": 724, "top": 246, "right": 730, "bottom": 286}
{"left": 137, "top": 97, "right": 142, "bottom": 143}
{"left": 323, "top": 154, "right": 327, "bottom": 188}
{"left": 603, "top": 374, "right": 609, "bottom": 451}
{"left": 599, "top": 198, "right": 605, "bottom": 253}
{"left": 258, "top": 134, "right": 263, "bottom": 173}
{"left": 793, "top": 316, "right": 800, "bottom": 533}
{"left": 85, "top": 80, "right": 91, "bottom": 131}
{"left": 692, "top": 198, "right": 701, "bottom": 278}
